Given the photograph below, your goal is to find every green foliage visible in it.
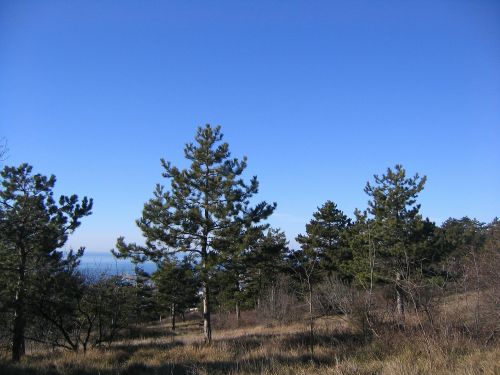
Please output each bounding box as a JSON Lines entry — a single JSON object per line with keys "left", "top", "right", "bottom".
{"left": 345, "top": 209, "right": 376, "bottom": 288}
{"left": 361, "top": 164, "right": 436, "bottom": 280}
{"left": 296, "top": 200, "right": 352, "bottom": 278}
{"left": 0, "top": 163, "right": 92, "bottom": 360}
{"left": 153, "top": 257, "right": 200, "bottom": 316}
{"left": 132, "top": 266, "right": 157, "bottom": 322}
{"left": 113, "top": 125, "right": 275, "bottom": 264}
{"left": 29, "top": 253, "right": 86, "bottom": 351}
{"left": 438, "top": 217, "right": 486, "bottom": 255}
{"left": 0, "top": 164, "right": 93, "bottom": 262}
{"left": 244, "top": 228, "right": 289, "bottom": 306}
{"left": 209, "top": 226, "right": 288, "bottom": 313}
{"left": 286, "top": 201, "right": 352, "bottom": 313}
{"left": 32, "top": 271, "right": 135, "bottom": 352}
{"left": 343, "top": 164, "right": 439, "bottom": 321}
{"left": 112, "top": 125, "right": 276, "bottom": 341}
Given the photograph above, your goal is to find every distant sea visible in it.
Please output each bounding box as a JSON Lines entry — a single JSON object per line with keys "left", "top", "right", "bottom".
{"left": 78, "top": 251, "right": 157, "bottom": 276}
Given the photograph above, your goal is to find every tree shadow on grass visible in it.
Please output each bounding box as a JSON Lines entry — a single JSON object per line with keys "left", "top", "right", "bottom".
{"left": 0, "top": 329, "right": 373, "bottom": 374}
{"left": 280, "top": 330, "right": 366, "bottom": 350}
{"left": 0, "top": 353, "right": 347, "bottom": 375}
{"left": 1, "top": 356, "right": 306, "bottom": 375}
{"left": 117, "top": 355, "right": 334, "bottom": 375}
{"left": 112, "top": 339, "right": 184, "bottom": 353}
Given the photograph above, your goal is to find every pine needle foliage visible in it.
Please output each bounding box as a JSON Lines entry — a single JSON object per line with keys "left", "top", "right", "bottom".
{"left": 113, "top": 125, "right": 276, "bottom": 342}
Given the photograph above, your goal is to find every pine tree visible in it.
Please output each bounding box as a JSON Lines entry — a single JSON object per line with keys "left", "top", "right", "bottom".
{"left": 296, "top": 201, "right": 351, "bottom": 279}
{"left": 345, "top": 209, "right": 375, "bottom": 288}
{"left": 113, "top": 125, "right": 275, "bottom": 342}
{"left": 133, "top": 266, "right": 157, "bottom": 323}
{"left": 210, "top": 224, "right": 254, "bottom": 325}
{"left": 362, "top": 164, "right": 435, "bottom": 317}
{"left": 0, "top": 163, "right": 92, "bottom": 361}
{"left": 288, "top": 201, "right": 352, "bottom": 330}
{"left": 210, "top": 225, "right": 282, "bottom": 325}
{"left": 438, "top": 217, "right": 486, "bottom": 258}
{"left": 153, "top": 257, "right": 199, "bottom": 330}
{"left": 245, "top": 228, "right": 288, "bottom": 310}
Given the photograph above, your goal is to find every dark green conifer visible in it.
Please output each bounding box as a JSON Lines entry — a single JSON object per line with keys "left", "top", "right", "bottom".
{"left": 153, "top": 257, "right": 199, "bottom": 330}
{"left": 113, "top": 125, "right": 275, "bottom": 342}
{"left": 296, "top": 201, "right": 351, "bottom": 279}
{"left": 359, "top": 164, "right": 435, "bottom": 316}
{"left": 0, "top": 164, "right": 92, "bottom": 361}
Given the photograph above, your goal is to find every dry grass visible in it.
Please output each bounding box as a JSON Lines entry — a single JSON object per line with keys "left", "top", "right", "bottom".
{"left": 0, "top": 313, "right": 498, "bottom": 375}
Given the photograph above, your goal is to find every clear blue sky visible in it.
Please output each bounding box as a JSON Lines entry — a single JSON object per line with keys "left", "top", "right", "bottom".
{"left": 1, "top": 0, "right": 499, "bottom": 253}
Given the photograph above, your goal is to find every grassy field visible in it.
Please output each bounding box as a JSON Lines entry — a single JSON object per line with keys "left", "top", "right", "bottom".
{"left": 1, "top": 311, "right": 499, "bottom": 375}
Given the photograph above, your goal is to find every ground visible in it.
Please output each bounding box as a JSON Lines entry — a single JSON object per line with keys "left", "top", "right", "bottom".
{"left": 1, "top": 313, "right": 499, "bottom": 375}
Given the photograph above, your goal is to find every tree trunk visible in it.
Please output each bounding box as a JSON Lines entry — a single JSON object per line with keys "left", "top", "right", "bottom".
{"left": 171, "top": 303, "right": 176, "bottom": 331}
{"left": 308, "top": 287, "right": 313, "bottom": 315}
{"left": 12, "top": 254, "right": 27, "bottom": 362}
{"left": 308, "top": 282, "right": 314, "bottom": 360}
{"left": 202, "top": 179, "right": 212, "bottom": 344}
{"left": 203, "top": 280, "right": 212, "bottom": 343}
{"left": 270, "top": 284, "right": 275, "bottom": 317}
{"left": 257, "top": 269, "right": 262, "bottom": 310}
{"left": 201, "top": 240, "right": 212, "bottom": 343}
{"left": 12, "top": 302, "right": 26, "bottom": 362}
{"left": 235, "top": 279, "right": 241, "bottom": 326}
{"left": 235, "top": 301, "right": 240, "bottom": 326}
{"left": 395, "top": 272, "right": 405, "bottom": 318}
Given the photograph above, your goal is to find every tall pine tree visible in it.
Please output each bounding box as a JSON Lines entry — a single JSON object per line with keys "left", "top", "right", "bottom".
{"left": 113, "top": 125, "right": 275, "bottom": 342}
{"left": 362, "top": 164, "right": 435, "bottom": 317}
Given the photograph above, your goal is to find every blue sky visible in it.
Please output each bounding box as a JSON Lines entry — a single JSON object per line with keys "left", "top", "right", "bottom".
{"left": 1, "top": 0, "right": 499, "bottom": 253}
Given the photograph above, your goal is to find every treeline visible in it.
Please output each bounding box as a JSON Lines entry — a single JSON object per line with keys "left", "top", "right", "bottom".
{"left": 0, "top": 126, "right": 498, "bottom": 363}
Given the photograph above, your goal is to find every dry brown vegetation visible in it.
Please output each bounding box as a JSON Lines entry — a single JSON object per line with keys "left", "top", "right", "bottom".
{"left": 1, "top": 310, "right": 499, "bottom": 375}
